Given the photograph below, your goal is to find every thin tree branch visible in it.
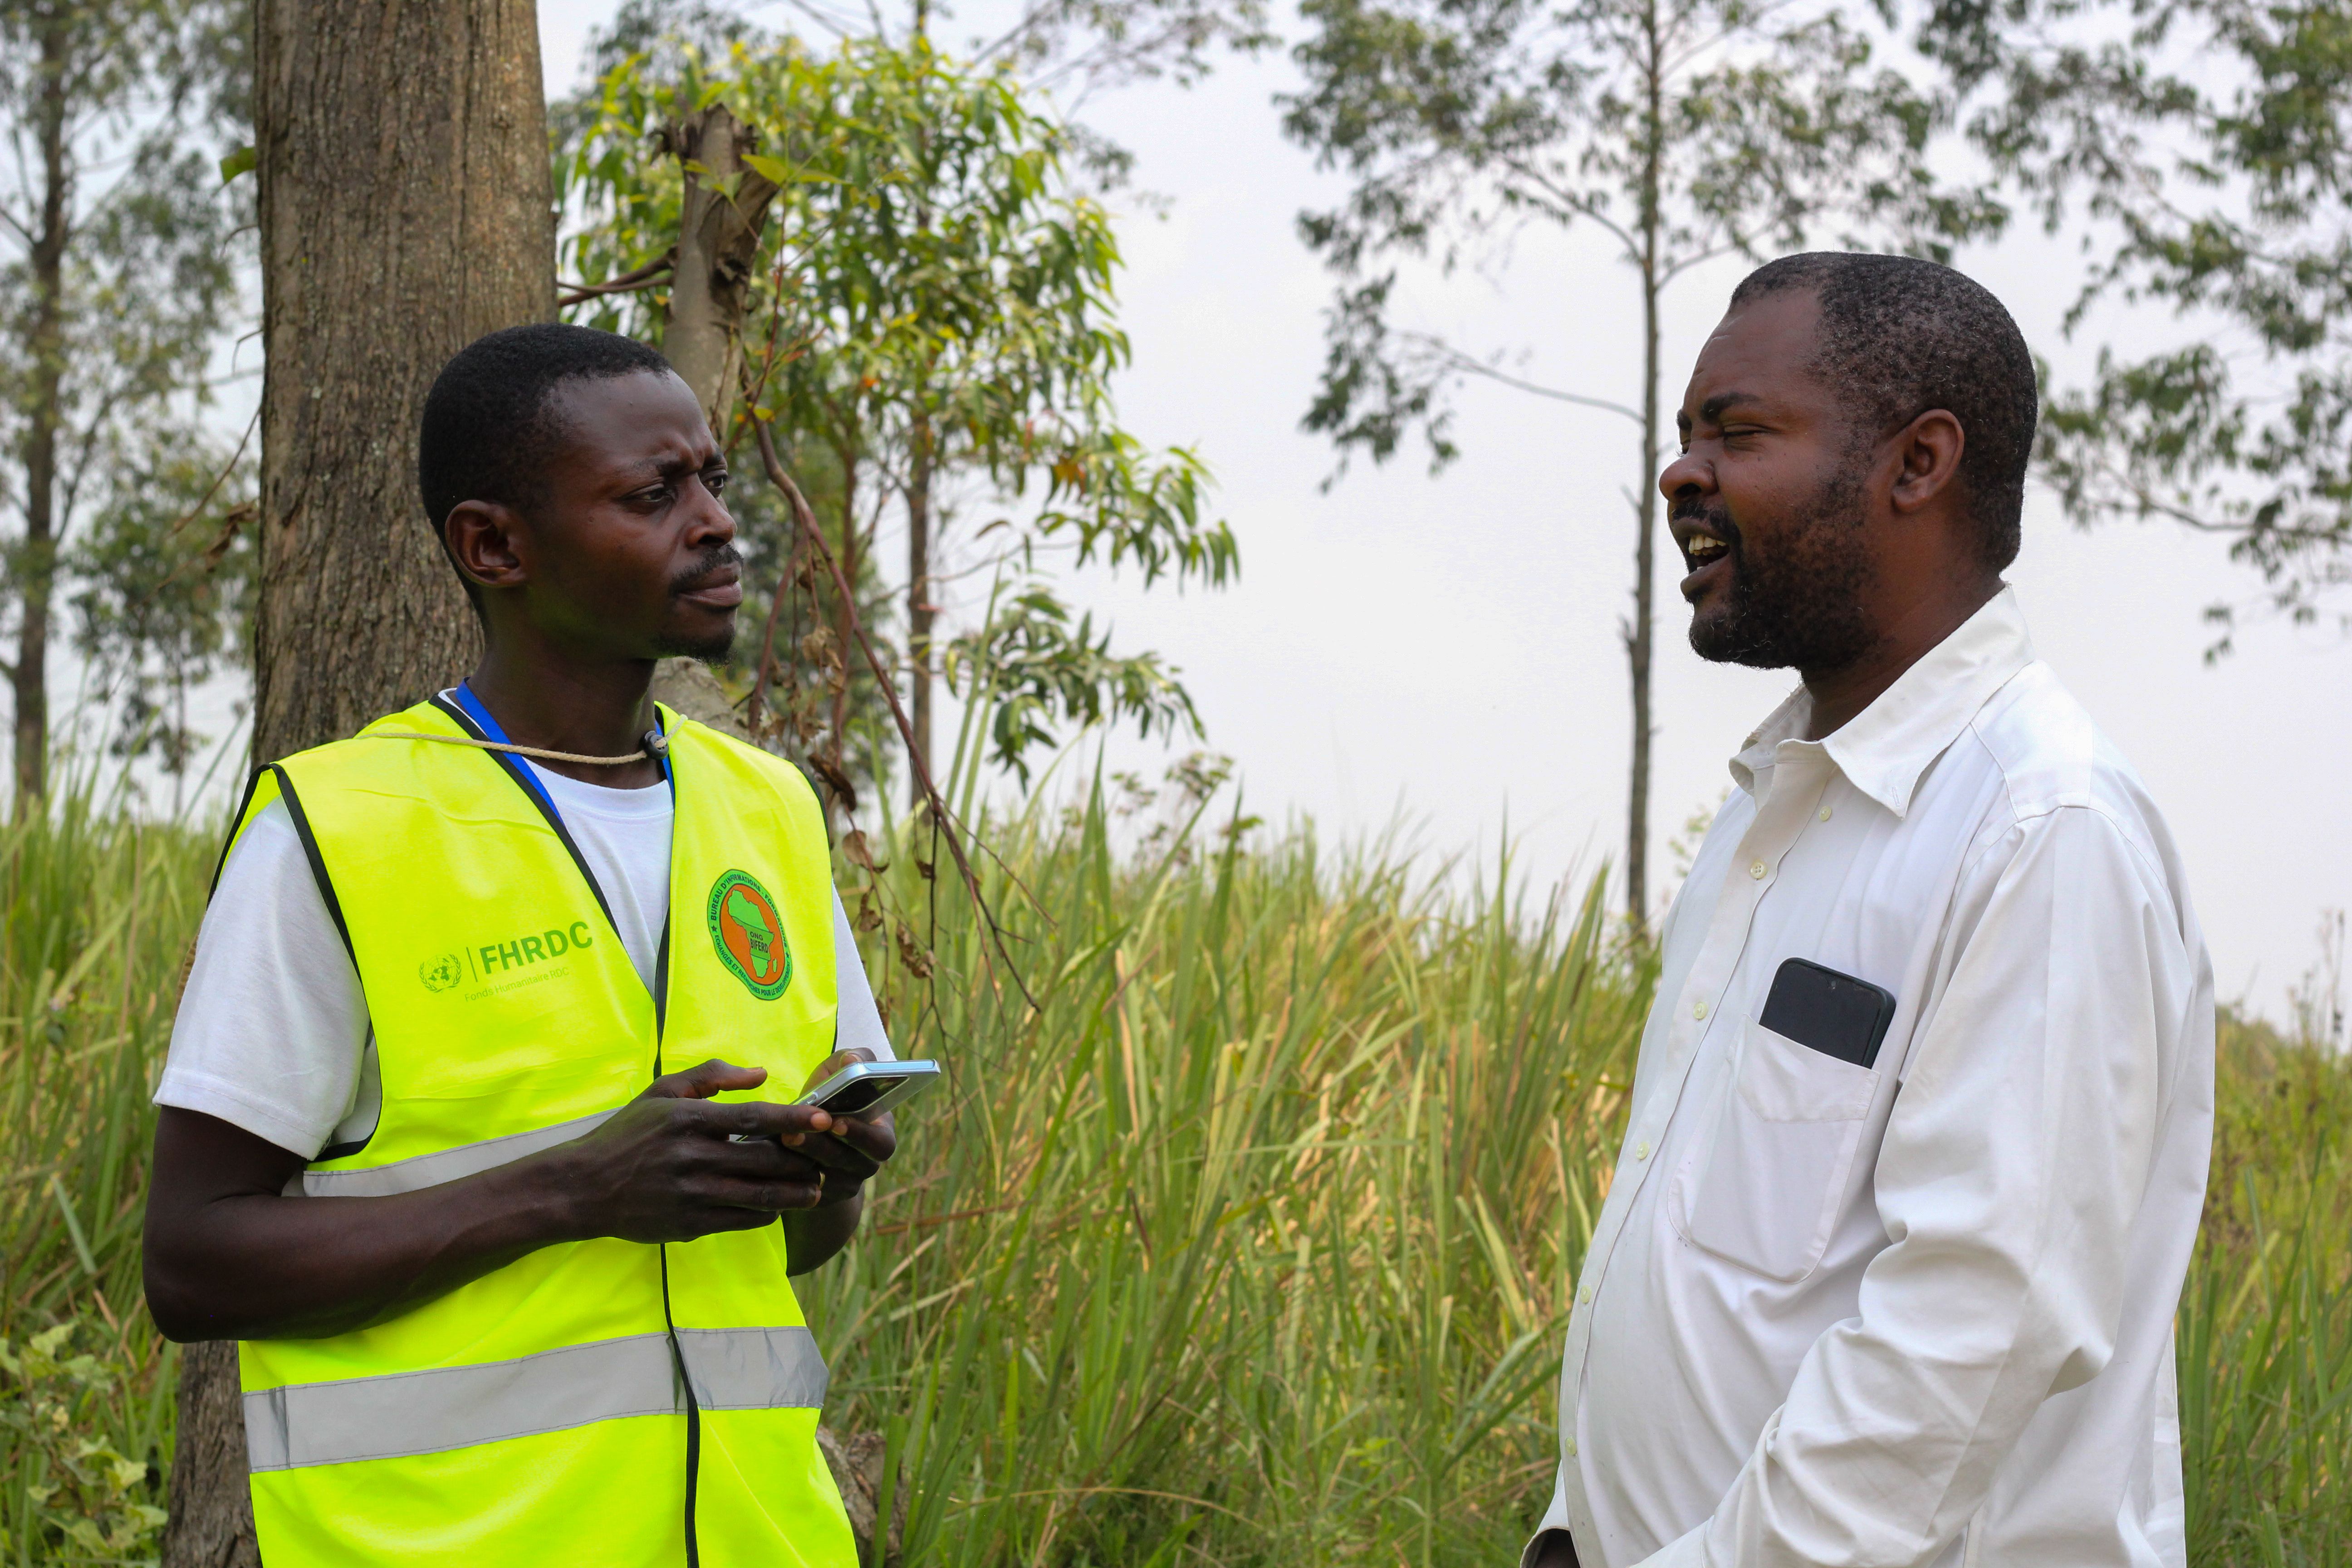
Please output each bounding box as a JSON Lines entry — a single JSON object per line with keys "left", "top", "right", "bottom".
{"left": 1416, "top": 338, "right": 1646, "bottom": 425}
{"left": 973, "top": 1, "right": 1056, "bottom": 65}
{"left": 1500, "top": 160, "right": 1643, "bottom": 260}
{"left": 162, "top": 404, "right": 259, "bottom": 542}
{"left": 752, "top": 416, "right": 1038, "bottom": 1009}
{"left": 2094, "top": 463, "right": 2345, "bottom": 544}
{"left": 1656, "top": 230, "right": 1753, "bottom": 288}
{"left": 556, "top": 250, "right": 676, "bottom": 309}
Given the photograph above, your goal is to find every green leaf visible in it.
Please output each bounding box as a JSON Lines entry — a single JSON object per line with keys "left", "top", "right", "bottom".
{"left": 218, "top": 144, "right": 256, "bottom": 185}
{"left": 742, "top": 152, "right": 794, "bottom": 185}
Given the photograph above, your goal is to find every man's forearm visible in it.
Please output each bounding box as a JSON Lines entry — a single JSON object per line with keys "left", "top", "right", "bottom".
{"left": 146, "top": 1138, "right": 583, "bottom": 1341}
{"left": 145, "top": 1081, "right": 842, "bottom": 1341}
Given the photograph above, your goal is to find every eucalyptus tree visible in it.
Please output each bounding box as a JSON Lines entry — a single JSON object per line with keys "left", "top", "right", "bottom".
{"left": 0, "top": 0, "right": 244, "bottom": 808}
{"left": 67, "top": 429, "right": 256, "bottom": 803}
{"left": 1281, "top": 0, "right": 2001, "bottom": 923}
{"left": 1921, "top": 0, "right": 2352, "bottom": 652}
{"left": 563, "top": 35, "right": 1235, "bottom": 798}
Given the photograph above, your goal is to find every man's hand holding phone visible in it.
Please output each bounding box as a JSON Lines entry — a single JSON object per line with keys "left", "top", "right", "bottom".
{"left": 553, "top": 1058, "right": 839, "bottom": 1242}
{"left": 789, "top": 1048, "right": 900, "bottom": 1204}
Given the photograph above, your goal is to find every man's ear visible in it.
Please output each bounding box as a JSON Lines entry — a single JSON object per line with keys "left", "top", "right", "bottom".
{"left": 442, "top": 499, "right": 531, "bottom": 592}
{"left": 1887, "top": 409, "right": 1966, "bottom": 516}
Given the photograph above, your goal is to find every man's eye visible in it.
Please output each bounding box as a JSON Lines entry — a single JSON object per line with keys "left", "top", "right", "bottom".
{"left": 706, "top": 471, "right": 729, "bottom": 495}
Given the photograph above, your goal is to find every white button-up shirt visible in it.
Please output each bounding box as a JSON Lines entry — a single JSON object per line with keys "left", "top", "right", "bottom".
{"left": 1531, "top": 589, "right": 2215, "bottom": 1568}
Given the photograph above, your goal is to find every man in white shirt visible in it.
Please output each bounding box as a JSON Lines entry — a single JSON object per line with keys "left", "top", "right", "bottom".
{"left": 1525, "top": 254, "right": 2215, "bottom": 1568}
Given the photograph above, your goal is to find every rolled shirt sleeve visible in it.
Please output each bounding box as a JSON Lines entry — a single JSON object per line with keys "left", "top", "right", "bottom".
{"left": 1638, "top": 804, "right": 2196, "bottom": 1568}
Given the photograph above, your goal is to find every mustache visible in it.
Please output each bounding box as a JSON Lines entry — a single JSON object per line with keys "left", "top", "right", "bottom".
{"left": 668, "top": 544, "right": 743, "bottom": 596}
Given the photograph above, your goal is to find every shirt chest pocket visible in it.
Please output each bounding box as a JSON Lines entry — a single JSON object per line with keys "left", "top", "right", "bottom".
{"left": 1669, "top": 1017, "right": 1881, "bottom": 1283}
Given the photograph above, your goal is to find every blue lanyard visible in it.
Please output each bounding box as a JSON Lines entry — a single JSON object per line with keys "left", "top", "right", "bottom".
{"left": 450, "top": 682, "right": 671, "bottom": 825}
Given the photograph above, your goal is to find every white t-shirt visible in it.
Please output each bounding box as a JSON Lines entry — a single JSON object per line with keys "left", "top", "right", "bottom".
{"left": 157, "top": 763, "right": 892, "bottom": 1159}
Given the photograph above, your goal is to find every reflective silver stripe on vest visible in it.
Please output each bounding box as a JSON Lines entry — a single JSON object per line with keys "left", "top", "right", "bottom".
{"left": 296, "top": 1109, "right": 618, "bottom": 1197}
{"left": 244, "top": 1325, "right": 829, "bottom": 1472}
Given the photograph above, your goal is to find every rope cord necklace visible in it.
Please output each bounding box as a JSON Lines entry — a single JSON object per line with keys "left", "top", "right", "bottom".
{"left": 367, "top": 727, "right": 670, "bottom": 767}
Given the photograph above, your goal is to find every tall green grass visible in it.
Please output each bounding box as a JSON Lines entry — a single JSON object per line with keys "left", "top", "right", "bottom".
{"left": 1, "top": 782, "right": 209, "bottom": 1561}
{"left": 0, "top": 769, "right": 2345, "bottom": 1563}
{"left": 2180, "top": 1011, "right": 2352, "bottom": 1565}
{"left": 808, "top": 792, "right": 1651, "bottom": 1566}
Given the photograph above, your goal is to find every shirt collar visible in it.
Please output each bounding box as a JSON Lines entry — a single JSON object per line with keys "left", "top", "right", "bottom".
{"left": 1728, "top": 587, "right": 2036, "bottom": 818}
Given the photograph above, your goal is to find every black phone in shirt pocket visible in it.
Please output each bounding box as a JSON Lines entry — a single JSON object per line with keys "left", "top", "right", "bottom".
{"left": 1759, "top": 958, "right": 1897, "bottom": 1069}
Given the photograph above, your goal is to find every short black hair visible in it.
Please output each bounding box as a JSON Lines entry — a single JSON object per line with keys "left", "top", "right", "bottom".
{"left": 416, "top": 322, "right": 676, "bottom": 536}
{"left": 1729, "top": 253, "right": 2037, "bottom": 573}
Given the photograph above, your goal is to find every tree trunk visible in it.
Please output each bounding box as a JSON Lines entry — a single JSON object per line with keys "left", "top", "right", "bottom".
{"left": 163, "top": 0, "right": 555, "bottom": 1561}
{"left": 661, "top": 103, "right": 781, "bottom": 437}
{"left": 162, "top": 1340, "right": 261, "bottom": 1567}
{"left": 9, "top": 8, "right": 69, "bottom": 814}
{"left": 905, "top": 413, "right": 935, "bottom": 794}
{"left": 243, "top": 0, "right": 553, "bottom": 770}
{"left": 1622, "top": 3, "right": 1663, "bottom": 933}
{"left": 1626, "top": 270, "right": 1658, "bottom": 931}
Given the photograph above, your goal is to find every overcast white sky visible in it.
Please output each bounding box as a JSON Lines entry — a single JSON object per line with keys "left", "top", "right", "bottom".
{"left": 534, "top": 1, "right": 2350, "bottom": 1021}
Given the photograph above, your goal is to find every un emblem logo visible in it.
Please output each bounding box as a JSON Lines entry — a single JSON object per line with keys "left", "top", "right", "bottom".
{"left": 418, "top": 952, "right": 464, "bottom": 993}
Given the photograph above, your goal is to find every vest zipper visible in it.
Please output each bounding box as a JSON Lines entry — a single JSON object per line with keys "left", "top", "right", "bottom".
{"left": 436, "top": 691, "right": 704, "bottom": 1563}
{"left": 659, "top": 1243, "right": 702, "bottom": 1568}
{"left": 651, "top": 921, "right": 699, "bottom": 1566}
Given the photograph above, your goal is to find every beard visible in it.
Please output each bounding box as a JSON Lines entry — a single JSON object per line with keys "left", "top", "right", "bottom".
{"left": 1682, "top": 458, "right": 1877, "bottom": 673}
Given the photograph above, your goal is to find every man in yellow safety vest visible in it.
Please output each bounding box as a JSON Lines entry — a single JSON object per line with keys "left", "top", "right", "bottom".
{"left": 143, "top": 323, "right": 897, "bottom": 1566}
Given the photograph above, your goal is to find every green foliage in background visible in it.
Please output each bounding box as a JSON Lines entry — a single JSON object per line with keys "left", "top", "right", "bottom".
{"left": 1278, "top": 0, "right": 2004, "bottom": 923}
{"left": 1921, "top": 0, "right": 2352, "bottom": 647}
{"left": 65, "top": 432, "right": 255, "bottom": 801}
{"left": 0, "top": 771, "right": 2347, "bottom": 1562}
{"left": 0, "top": 0, "right": 252, "bottom": 804}
{"left": 808, "top": 774, "right": 1654, "bottom": 1564}
{"left": 1, "top": 1324, "right": 167, "bottom": 1563}
{"left": 559, "top": 28, "right": 1235, "bottom": 785}
{"left": 0, "top": 775, "right": 202, "bottom": 1563}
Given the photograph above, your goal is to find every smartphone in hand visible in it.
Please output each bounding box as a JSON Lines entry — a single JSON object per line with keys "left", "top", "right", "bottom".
{"left": 797, "top": 1058, "right": 941, "bottom": 1119}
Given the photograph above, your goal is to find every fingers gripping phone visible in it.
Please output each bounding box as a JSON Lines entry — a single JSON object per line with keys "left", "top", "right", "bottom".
{"left": 797, "top": 1058, "right": 941, "bottom": 1119}
{"left": 729, "top": 1059, "right": 941, "bottom": 1143}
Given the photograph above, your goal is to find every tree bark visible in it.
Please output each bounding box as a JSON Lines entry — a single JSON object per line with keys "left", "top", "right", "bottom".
{"left": 164, "top": 1, "right": 555, "bottom": 1562}
{"left": 1622, "top": 0, "right": 1663, "bottom": 934}
{"left": 9, "top": 6, "right": 69, "bottom": 813}
{"left": 243, "top": 0, "right": 553, "bottom": 772}
{"left": 662, "top": 103, "right": 781, "bottom": 437}
{"left": 162, "top": 1340, "right": 261, "bottom": 1568}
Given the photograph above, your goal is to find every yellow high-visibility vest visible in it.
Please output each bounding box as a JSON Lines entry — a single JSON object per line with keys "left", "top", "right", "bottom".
{"left": 222, "top": 695, "right": 858, "bottom": 1567}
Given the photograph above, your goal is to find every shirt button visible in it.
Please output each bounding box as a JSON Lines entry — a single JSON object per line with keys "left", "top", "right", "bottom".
{"left": 1635, "top": 1140, "right": 1650, "bottom": 1161}
{"left": 1578, "top": 1284, "right": 1592, "bottom": 1304}
{"left": 1692, "top": 999, "right": 1709, "bottom": 1020}
{"left": 1749, "top": 859, "right": 1768, "bottom": 879}
{"left": 1818, "top": 804, "right": 1833, "bottom": 822}
{"left": 1566, "top": 1437, "right": 1579, "bottom": 1458}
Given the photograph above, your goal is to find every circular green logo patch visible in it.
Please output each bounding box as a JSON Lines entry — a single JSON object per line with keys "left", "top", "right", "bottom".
{"left": 707, "top": 869, "right": 793, "bottom": 1000}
